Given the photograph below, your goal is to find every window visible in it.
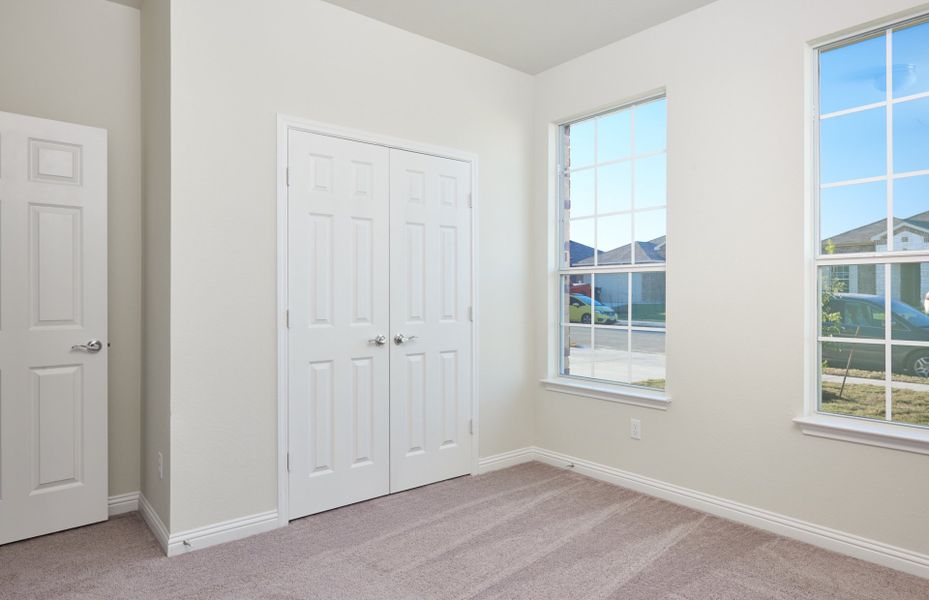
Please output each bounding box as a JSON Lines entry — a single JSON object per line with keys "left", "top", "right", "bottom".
{"left": 558, "top": 96, "right": 667, "bottom": 391}
{"left": 815, "top": 17, "right": 929, "bottom": 428}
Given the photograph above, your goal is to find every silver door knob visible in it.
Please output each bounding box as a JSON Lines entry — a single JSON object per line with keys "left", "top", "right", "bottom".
{"left": 368, "top": 335, "right": 387, "bottom": 346}
{"left": 393, "top": 333, "right": 418, "bottom": 345}
{"left": 71, "top": 340, "right": 103, "bottom": 353}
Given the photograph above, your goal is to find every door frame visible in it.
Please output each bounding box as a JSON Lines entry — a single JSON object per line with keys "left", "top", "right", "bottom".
{"left": 276, "top": 114, "right": 480, "bottom": 524}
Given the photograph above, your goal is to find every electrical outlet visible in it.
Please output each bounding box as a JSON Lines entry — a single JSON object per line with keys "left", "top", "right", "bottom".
{"left": 157, "top": 451, "right": 164, "bottom": 480}
{"left": 630, "top": 418, "right": 642, "bottom": 440}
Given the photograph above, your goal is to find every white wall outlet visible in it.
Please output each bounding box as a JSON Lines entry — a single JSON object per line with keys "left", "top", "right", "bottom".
{"left": 157, "top": 451, "right": 164, "bottom": 480}
{"left": 630, "top": 418, "right": 642, "bottom": 440}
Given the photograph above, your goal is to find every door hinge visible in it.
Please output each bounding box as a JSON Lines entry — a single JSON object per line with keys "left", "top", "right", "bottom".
{"left": 286, "top": 452, "right": 291, "bottom": 472}
{"left": 468, "top": 306, "right": 473, "bottom": 322}
{"left": 469, "top": 419, "right": 474, "bottom": 435}
{"left": 468, "top": 193, "right": 472, "bottom": 208}
{"left": 286, "top": 166, "right": 291, "bottom": 187}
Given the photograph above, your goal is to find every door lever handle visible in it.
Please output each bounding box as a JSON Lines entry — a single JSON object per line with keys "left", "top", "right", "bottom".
{"left": 368, "top": 335, "right": 388, "bottom": 346}
{"left": 393, "top": 333, "right": 419, "bottom": 345}
{"left": 71, "top": 340, "right": 103, "bottom": 354}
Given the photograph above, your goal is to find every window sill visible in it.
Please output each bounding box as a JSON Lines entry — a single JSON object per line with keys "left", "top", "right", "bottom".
{"left": 541, "top": 377, "right": 671, "bottom": 410}
{"left": 794, "top": 414, "right": 929, "bottom": 456}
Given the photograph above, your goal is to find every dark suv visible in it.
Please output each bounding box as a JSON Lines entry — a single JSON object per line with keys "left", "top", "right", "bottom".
{"left": 822, "top": 293, "right": 929, "bottom": 377}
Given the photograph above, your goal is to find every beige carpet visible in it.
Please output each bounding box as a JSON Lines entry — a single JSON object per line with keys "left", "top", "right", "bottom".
{"left": 1, "top": 462, "right": 927, "bottom": 599}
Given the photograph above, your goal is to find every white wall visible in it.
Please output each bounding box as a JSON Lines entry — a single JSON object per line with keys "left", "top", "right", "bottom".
{"left": 167, "top": 0, "right": 535, "bottom": 531}
{"left": 141, "top": 0, "right": 171, "bottom": 526}
{"left": 0, "top": 0, "right": 142, "bottom": 498}
{"left": 533, "top": 0, "right": 929, "bottom": 556}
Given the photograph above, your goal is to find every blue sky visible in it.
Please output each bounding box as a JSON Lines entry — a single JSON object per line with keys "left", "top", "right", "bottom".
{"left": 567, "top": 97, "right": 667, "bottom": 260}
{"left": 819, "top": 21, "right": 929, "bottom": 243}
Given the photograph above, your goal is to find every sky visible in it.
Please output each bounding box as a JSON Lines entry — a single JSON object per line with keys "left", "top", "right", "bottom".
{"left": 566, "top": 97, "right": 667, "bottom": 263}
{"left": 819, "top": 21, "right": 929, "bottom": 242}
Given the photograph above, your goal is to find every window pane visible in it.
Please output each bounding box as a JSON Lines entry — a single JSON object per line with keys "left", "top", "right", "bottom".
{"left": 891, "top": 345, "right": 929, "bottom": 425}
{"left": 820, "top": 181, "right": 886, "bottom": 254}
{"left": 567, "top": 118, "right": 595, "bottom": 169}
{"left": 892, "top": 20, "right": 929, "bottom": 99}
{"left": 890, "top": 262, "right": 929, "bottom": 341}
{"left": 567, "top": 218, "right": 595, "bottom": 267}
{"left": 630, "top": 330, "right": 666, "bottom": 390}
{"left": 820, "top": 342, "right": 887, "bottom": 419}
{"left": 563, "top": 274, "right": 592, "bottom": 324}
{"left": 568, "top": 169, "right": 595, "bottom": 218}
{"left": 820, "top": 264, "right": 886, "bottom": 339}
{"left": 893, "top": 97, "right": 929, "bottom": 173}
{"left": 633, "top": 209, "right": 666, "bottom": 264}
{"left": 597, "top": 109, "right": 631, "bottom": 162}
{"left": 820, "top": 107, "right": 886, "bottom": 184}
{"left": 631, "top": 272, "right": 666, "bottom": 327}
{"left": 634, "top": 98, "right": 667, "bottom": 155}
{"left": 894, "top": 176, "right": 929, "bottom": 240}
{"left": 634, "top": 154, "right": 666, "bottom": 209}
{"left": 563, "top": 327, "right": 593, "bottom": 378}
{"left": 596, "top": 213, "right": 632, "bottom": 265}
{"left": 594, "top": 273, "right": 628, "bottom": 325}
{"left": 598, "top": 162, "right": 632, "bottom": 214}
{"left": 593, "top": 327, "right": 629, "bottom": 383}
{"left": 819, "top": 34, "right": 886, "bottom": 114}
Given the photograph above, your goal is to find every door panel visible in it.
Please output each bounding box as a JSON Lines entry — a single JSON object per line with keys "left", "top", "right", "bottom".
{"left": 288, "top": 131, "right": 390, "bottom": 518}
{"left": 389, "top": 149, "right": 472, "bottom": 493}
{"left": 0, "top": 111, "right": 108, "bottom": 545}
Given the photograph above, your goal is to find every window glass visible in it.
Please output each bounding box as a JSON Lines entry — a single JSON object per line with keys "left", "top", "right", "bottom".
{"left": 820, "top": 107, "right": 886, "bottom": 184}
{"left": 816, "top": 20, "right": 929, "bottom": 430}
{"left": 559, "top": 96, "right": 667, "bottom": 389}
{"left": 819, "top": 34, "right": 886, "bottom": 114}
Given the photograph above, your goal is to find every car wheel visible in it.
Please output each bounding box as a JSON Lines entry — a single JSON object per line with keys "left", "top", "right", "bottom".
{"left": 910, "top": 352, "right": 929, "bottom": 377}
{"left": 581, "top": 313, "right": 591, "bottom": 324}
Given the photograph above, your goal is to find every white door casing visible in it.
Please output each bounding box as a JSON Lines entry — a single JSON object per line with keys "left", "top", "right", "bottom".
{"left": 287, "top": 131, "right": 391, "bottom": 518}
{"left": 0, "top": 111, "right": 108, "bottom": 545}
{"left": 388, "top": 149, "right": 472, "bottom": 493}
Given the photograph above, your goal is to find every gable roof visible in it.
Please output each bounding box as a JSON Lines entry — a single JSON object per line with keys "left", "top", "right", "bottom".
{"left": 826, "top": 210, "right": 929, "bottom": 248}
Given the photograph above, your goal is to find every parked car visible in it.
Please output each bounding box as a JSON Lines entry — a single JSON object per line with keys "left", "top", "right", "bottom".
{"left": 568, "top": 293, "right": 618, "bottom": 324}
{"left": 822, "top": 293, "right": 929, "bottom": 376}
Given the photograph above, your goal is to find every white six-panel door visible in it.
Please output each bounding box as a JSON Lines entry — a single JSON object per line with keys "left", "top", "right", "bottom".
{"left": 0, "top": 111, "right": 108, "bottom": 545}
{"left": 287, "top": 131, "right": 473, "bottom": 518}
{"left": 388, "top": 149, "right": 472, "bottom": 493}
{"left": 288, "top": 131, "right": 391, "bottom": 518}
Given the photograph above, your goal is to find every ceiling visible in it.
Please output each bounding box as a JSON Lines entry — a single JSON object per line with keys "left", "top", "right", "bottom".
{"left": 321, "top": 0, "right": 716, "bottom": 74}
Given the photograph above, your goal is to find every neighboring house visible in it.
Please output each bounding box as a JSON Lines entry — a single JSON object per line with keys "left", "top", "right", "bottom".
{"left": 567, "top": 237, "right": 666, "bottom": 322}
{"left": 824, "top": 212, "right": 929, "bottom": 309}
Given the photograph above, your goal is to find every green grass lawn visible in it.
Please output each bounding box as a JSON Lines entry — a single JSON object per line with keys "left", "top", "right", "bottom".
{"left": 821, "top": 381, "right": 929, "bottom": 426}
{"left": 632, "top": 379, "right": 665, "bottom": 390}
{"left": 822, "top": 367, "right": 929, "bottom": 384}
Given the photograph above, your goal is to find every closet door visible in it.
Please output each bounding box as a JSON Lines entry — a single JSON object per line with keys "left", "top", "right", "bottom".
{"left": 288, "top": 131, "right": 390, "bottom": 518}
{"left": 388, "top": 149, "right": 472, "bottom": 493}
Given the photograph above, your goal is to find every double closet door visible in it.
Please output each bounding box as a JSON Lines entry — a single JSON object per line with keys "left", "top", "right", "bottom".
{"left": 287, "top": 130, "right": 473, "bottom": 519}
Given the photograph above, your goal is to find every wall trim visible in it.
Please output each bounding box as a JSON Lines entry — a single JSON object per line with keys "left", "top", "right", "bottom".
{"left": 477, "top": 447, "right": 929, "bottom": 580}
{"left": 107, "top": 491, "right": 140, "bottom": 516}
{"left": 138, "top": 494, "right": 169, "bottom": 554}
{"left": 165, "top": 510, "right": 280, "bottom": 557}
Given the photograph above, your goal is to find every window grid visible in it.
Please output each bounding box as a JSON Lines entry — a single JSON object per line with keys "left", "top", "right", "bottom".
{"left": 815, "top": 18, "right": 929, "bottom": 428}
{"left": 558, "top": 96, "right": 667, "bottom": 389}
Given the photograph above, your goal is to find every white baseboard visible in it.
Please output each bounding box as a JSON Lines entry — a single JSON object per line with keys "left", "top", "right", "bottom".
{"left": 138, "top": 493, "right": 170, "bottom": 553}
{"left": 107, "top": 491, "right": 140, "bottom": 516}
{"left": 478, "top": 447, "right": 929, "bottom": 580}
{"left": 165, "top": 510, "right": 280, "bottom": 557}
{"left": 477, "top": 447, "right": 536, "bottom": 473}
{"left": 137, "top": 492, "right": 281, "bottom": 557}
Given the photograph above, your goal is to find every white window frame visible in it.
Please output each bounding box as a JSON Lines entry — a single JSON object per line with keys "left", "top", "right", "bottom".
{"left": 542, "top": 92, "right": 671, "bottom": 410}
{"left": 797, "top": 12, "right": 929, "bottom": 455}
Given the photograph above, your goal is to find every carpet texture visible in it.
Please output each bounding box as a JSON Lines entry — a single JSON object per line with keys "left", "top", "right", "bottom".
{"left": 1, "top": 462, "right": 927, "bottom": 599}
